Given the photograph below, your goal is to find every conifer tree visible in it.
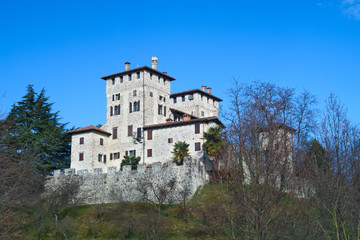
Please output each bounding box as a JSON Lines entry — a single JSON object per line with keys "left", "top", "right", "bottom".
{"left": 7, "top": 85, "right": 70, "bottom": 173}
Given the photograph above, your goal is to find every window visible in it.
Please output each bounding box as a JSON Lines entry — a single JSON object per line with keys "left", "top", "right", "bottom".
{"left": 147, "top": 149, "right": 152, "bottom": 157}
{"left": 116, "top": 93, "right": 120, "bottom": 100}
{"left": 159, "top": 96, "right": 163, "bottom": 101}
{"left": 173, "top": 98, "right": 177, "bottom": 104}
{"left": 125, "top": 151, "right": 128, "bottom": 156}
{"left": 114, "top": 105, "right": 120, "bottom": 115}
{"left": 150, "top": 73, "right": 153, "bottom": 79}
{"left": 112, "top": 95, "right": 115, "bottom": 101}
{"left": 113, "top": 127, "right": 118, "bottom": 139}
{"left": 134, "top": 101, "right": 140, "bottom": 111}
{"left": 103, "top": 155, "right": 107, "bottom": 164}
{"left": 201, "top": 111, "right": 204, "bottom": 117}
{"left": 148, "top": 130, "right": 152, "bottom": 140}
{"left": 182, "top": 96, "right": 185, "bottom": 102}
{"left": 129, "top": 150, "right": 136, "bottom": 156}
{"left": 100, "top": 138, "right": 103, "bottom": 145}
{"left": 110, "top": 153, "right": 113, "bottom": 160}
{"left": 168, "top": 138, "right": 173, "bottom": 143}
{"left": 128, "top": 74, "right": 132, "bottom": 81}
{"left": 128, "top": 125, "right": 133, "bottom": 137}
{"left": 120, "top": 76, "right": 123, "bottom": 83}
{"left": 110, "top": 106, "right": 113, "bottom": 116}
{"left": 158, "top": 104, "right": 162, "bottom": 115}
{"left": 129, "top": 102, "right": 132, "bottom": 113}
{"left": 158, "top": 76, "right": 160, "bottom": 83}
{"left": 137, "top": 127, "right": 142, "bottom": 139}
{"left": 195, "top": 123, "right": 200, "bottom": 134}
{"left": 189, "top": 94, "right": 194, "bottom": 100}
{"left": 98, "top": 154, "right": 102, "bottom": 162}
{"left": 164, "top": 97, "right": 166, "bottom": 102}
{"left": 113, "top": 152, "right": 119, "bottom": 159}
{"left": 150, "top": 92, "right": 153, "bottom": 97}
{"left": 133, "top": 90, "right": 137, "bottom": 96}
{"left": 112, "top": 78, "right": 115, "bottom": 85}
{"left": 79, "top": 153, "right": 84, "bottom": 161}
{"left": 137, "top": 72, "right": 140, "bottom": 79}
{"left": 195, "top": 142, "right": 201, "bottom": 151}
{"left": 164, "top": 106, "right": 166, "bottom": 116}
{"left": 80, "top": 137, "right": 84, "bottom": 145}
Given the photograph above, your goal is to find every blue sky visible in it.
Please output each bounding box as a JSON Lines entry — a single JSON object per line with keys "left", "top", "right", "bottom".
{"left": 1, "top": 0, "right": 360, "bottom": 128}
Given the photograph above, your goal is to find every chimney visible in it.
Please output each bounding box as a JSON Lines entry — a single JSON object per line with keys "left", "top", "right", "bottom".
{"left": 125, "top": 62, "right": 130, "bottom": 71}
{"left": 166, "top": 118, "right": 173, "bottom": 123}
{"left": 151, "top": 56, "right": 158, "bottom": 70}
{"left": 202, "top": 85, "right": 207, "bottom": 91}
{"left": 183, "top": 114, "right": 191, "bottom": 121}
{"left": 207, "top": 87, "right": 212, "bottom": 94}
{"left": 163, "top": 72, "right": 167, "bottom": 75}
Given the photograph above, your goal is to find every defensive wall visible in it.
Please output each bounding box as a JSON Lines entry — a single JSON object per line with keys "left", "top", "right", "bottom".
{"left": 45, "top": 156, "right": 207, "bottom": 205}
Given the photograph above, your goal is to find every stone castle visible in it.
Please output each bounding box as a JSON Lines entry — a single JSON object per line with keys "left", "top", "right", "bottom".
{"left": 66, "top": 56, "right": 224, "bottom": 173}
{"left": 45, "top": 57, "right": 225, "bottom": 204}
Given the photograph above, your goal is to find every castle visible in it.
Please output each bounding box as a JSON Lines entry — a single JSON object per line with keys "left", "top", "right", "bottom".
{"left": 66, "top": 56, "right": 224, "bottom": 173}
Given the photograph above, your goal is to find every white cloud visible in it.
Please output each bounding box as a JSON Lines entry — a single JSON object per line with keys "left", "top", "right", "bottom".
{"left": 342, "top": 0, "right": 360, "bottom": 19}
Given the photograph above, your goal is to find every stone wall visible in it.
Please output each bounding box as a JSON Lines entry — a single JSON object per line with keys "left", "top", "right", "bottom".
{"left": 45, "top": 157, "right": 207, "bottom": 205}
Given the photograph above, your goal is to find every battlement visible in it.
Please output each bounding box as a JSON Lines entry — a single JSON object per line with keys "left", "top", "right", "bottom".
{"left": 45, "top": 157, "right": 207, "bottom": 205}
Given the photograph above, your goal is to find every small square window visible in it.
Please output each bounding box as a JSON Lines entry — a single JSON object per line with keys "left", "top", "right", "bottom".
{"left": 168, "top": 138, "right": 173, "bottom": 143}
{"left": 150, "top": 92, "right": 153, "bottom": 97}
{"left": 129, "top": 150, "right": 136, "bottom": 156}
{"left": 159, "top": 96, "right": 162, "bottom": 101}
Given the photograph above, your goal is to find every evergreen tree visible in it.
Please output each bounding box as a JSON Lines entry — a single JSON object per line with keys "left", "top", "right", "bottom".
{"left": 7, "top": 85, "right": 70, "bottom": 173}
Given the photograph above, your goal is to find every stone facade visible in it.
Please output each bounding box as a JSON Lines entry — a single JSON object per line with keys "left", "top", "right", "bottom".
{"left": 66, "top": 56, "right": 224, "bottom": 173}
{"left": 45, "top": 157, "right": 206, "bottom": 205}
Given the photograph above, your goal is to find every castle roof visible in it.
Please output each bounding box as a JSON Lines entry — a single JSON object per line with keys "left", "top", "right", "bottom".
{"left": 143, "top": 117, "right": 225, "bottom": 130}
{"left": 258, "top": 123, "right": 296, "bottom": 133}
{"left": 170, "top": 89, "right": 223, "bottom": 102}
{"left": 101, "top": 66, "right": 176, "bottom": 81}
{"left": 66, "top": 125, "right": 111, "bottom": 136}
{"left": 169, "top": 108, "right": 199, "bottom": 119}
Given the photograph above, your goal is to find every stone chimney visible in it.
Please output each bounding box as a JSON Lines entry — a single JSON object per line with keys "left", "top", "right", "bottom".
{"left": 166, "top": 118, "right": 173, "bottom": 123}
{"left": 207, "top": 87, "right": 212, "bottom": 94}
{"left": 151, "top": 56, "right": 158, "bottom": 70}
{"left": 183, "top": 114, "right": 191, "bottom": 121}
{"left": 202, "top": 85, "right": 207, "bottom": 91}
{"left": 125, "top": 62, "right": 130, "bottom": 71}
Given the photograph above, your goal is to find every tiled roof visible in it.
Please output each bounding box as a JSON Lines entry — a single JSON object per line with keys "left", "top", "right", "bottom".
{"left": 101, "top": 66, "right": 175, "bottom": 81}
{"left": 143, "top": 117, "right": 225, "bottom": 130}
{"left": 258, "top": 123, "right": 296, "bottom": 133}
{"left": 66, "top": 125, "right": 111, "bottom": 136}
{"left": 170, "top": 89, "right": 223, "bottom": 102}
{"left": 169, "top": 108, "right": 199, "bottom": 119}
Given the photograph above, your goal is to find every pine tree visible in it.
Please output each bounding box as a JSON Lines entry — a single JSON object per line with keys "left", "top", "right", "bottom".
{"left": 7, "top": 85, "right": 70, "bottom": 173}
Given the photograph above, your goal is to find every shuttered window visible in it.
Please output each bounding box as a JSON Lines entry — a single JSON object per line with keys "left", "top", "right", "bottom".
{"left": 147, "top": 149, "right": 152, "bottom": 157}
{"left": 80, "top": 137, "right": 84, "bottom": 144}
{"left": 195, "top": 142, "right": 201, "bottom": 151}
{"left": 113, "top": 127, "right": 118, "bottom": 139}
{"left": 79, "top": 153, "right": 84, "bottom": 161}
{"left": 128, "top": 125, "right": 133, "bottom": 137}
{"left": 148, "top": 130, "right": 152, "bottom": 140}
{"left": 195, "top": 123, "right": 200, "bottom": 134}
